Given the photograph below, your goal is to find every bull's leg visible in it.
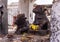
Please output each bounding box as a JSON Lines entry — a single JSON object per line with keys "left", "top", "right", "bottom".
{"left": 15, "top": 26, "right": 20, "bottom": 34}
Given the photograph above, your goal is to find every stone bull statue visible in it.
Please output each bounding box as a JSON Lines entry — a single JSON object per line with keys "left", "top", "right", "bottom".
{"left": 15, "top": 14, "right": 29, "bottom": 34}
{"left": 32, "top": 5, "right": 50, "bottom": 35}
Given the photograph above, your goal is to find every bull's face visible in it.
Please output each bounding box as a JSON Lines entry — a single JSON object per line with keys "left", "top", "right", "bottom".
{"left": 33, "top": 5, "right": 43, "bottom": 14}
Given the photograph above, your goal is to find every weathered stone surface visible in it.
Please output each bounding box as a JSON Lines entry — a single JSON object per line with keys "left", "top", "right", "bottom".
{"left": 0, "top": 34, "right": 49, "bottom": 42}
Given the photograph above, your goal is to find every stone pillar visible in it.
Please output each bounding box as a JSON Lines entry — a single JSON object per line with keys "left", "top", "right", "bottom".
{"left": 19, "top": 0, "right": 29, "bottom": 20}
{"left": 29, "top": 0, "right": 34, "bottom": 24}
{"left": 0, "top": 0, "right": 8, "bottom": 34}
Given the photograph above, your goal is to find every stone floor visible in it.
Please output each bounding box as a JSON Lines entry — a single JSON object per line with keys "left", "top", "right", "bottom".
{"left": 0, "top": 26, "right": 50, "bottom": 42}
{"left": 0, "top": 34, "right": 50, "bottom": 42}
